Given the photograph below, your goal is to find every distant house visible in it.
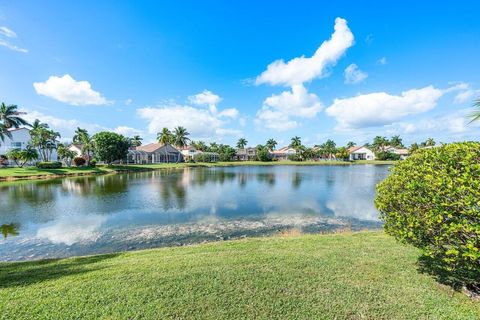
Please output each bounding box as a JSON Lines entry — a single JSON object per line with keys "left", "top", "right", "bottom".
{"left": 68, "top": 144, "right": 83, "bottom": 157}
{"left": 127, "top": 143, "right": 184, "bottom": 164}
{"left": 270, "top": 146, "right": 297, "bottom": 161}
{"left": 0, "top": 128, "right": 31, "bottom": 156}
{"left": 385, "top": 146, "right": 410, "bottom": 160}
{"left": 235, "top": 147, "right": 257, "bottom": 161}
{"left": 179, "top": 146, "right": 219, "bottom": 162}
{"left": 348, "top": 146, "right": 375, "bottom": 161}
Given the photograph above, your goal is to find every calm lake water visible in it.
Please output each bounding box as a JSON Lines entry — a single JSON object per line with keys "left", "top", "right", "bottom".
{"left": 0, "top": 165, "right": 390, "bottom": 261}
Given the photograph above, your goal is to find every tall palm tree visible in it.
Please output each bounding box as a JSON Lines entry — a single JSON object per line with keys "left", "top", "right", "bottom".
{"left": 130, "top": 135, "right": 143, "bottom": 147}
{"left": 72, "top": 127, "right": 93, "bottom": 165}
{"left": 0, "top": 103, "right": 30, "bottom": 129}
{"left": 236, "top": 138, "right": 248, "bottom": 149}
{"left": 424, "top": 138, "right": 436, "bottom": 147}
{"left": 289, "top": 136, "right": 302, "bottom": 150}
{"left": 346, "top": 141, "right": 356, "bottom": 149}
{"left": 157, "top": 127, "right": 174, "bottom": 145}
{"left": 73, "top": 127, "right": 89, "bottom": 144}
{"left": 372, "top": 136, "right": 389, "bottom": 153}
{"left": 0, "top": 123, "right": 12, "bottom": 143}
{"left": 469, "top": 98, "right": 480, "bottom": 123}
{"left": 266, "top": 138, "right": 277, "bottom": 151}
{"left": 389, "top": 135, "right": 404, "bottom": 148}
{"left": 173, "top": 126, "right": 190, "bottom": 148}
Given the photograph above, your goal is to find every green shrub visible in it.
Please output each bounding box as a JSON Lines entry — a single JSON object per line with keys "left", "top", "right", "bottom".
{"left": 375, "top": 142, "right": 480, "bottom": 290}
{"left": 36, "top": 161, "right": 62, "bottom": 169}
{"left": 256, "top": 148, "right": 272, "bottom": 162}
{"left": 376, "top": 151, "right": 401, "bottom": 161}
{"left": 73, "top": 157, "right": 86, "bottom": 167}
{"left": 193, "top": 153, "right": 217, "bottom": 163}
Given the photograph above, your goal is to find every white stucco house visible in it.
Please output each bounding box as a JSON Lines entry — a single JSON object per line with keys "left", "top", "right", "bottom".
{"left": 348, "top": 146, "right": 376, "bottom": 161}
{"left": 385, "top": 146, "right": 410, "bottom": 160}
{"left": 179, "top": 146, "right": 219, "bottom": 162}
{"left": 0, "top": 128, "right": 31, "bottom": 156}
{"left": 68, "top": 144, "right": 84, "bottom": 157}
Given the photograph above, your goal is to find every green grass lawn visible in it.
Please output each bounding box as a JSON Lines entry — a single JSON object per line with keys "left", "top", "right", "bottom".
{"left": 0, "top": 232, "right": 477, "bottom": 319}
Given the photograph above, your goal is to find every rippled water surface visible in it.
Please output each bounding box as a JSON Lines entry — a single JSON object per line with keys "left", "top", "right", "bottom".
{"left": 0, "top": 165, "right": 390, "bottom": 261}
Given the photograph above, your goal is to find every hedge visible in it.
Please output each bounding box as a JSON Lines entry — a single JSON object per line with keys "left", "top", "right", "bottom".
{"left": 36, "top": 161, "right": 63, "bottom": 169}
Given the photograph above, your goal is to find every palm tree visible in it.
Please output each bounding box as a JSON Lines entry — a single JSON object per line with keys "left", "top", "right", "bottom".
{"left": 0, "top": 103, "right": 30, "bottom": 129}
{"left": 72, "top": 127, "right": 93, "bottom": 165}
{"left": 346, "top": 141, "right": 356, "bottom": 149}
{"left": 173, "top": 126, "right": 190, "bottom": 148}
{"left": 409, "top": 142, "right": 420, "bottom": 153}
{"left": 0, "top": 123, "right": 12, "bottom": 143}
{"left": 469, "top": 98, "right": 480, "bottom": 123}
{"left": 73, "top": 127, "right": 89, "bottom": 144}
{"left": 323, "top": 139, "right": 337, "bottom": 160}
{"left": 424, "top": 138, "right": 436, "bottom": 147}
{"left": 266, "top": 138, "right": 277, "bottom": 151}
{"left": 236, "top": 138, "right": 248, "bottom": 149}
{"left": 289, "top": 136, "right": 302, "bottom": 150}
{"left": 157, "top": 127, "right": 173, "bottom": 145}
{"left": 130, "top": 135, "right": 143, "bottom": 147}
{"left": 389, "top": 135, "right": 404, "bottom": 148}
{"left": 372, "top": 136, "right": 389, "bottom": 153}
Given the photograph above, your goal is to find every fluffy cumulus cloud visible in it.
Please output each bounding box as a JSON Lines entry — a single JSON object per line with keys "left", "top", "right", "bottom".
{"left": 138, "top": 90, "right": 242, "bottom": 140}
{"left": 188, "top": 90, "right": 222, "bottom": 113}
{"left": 256, "top": 84, "right": 322, "bottom": 131}
{"left": 255, "top": 18, "right": 352, "bottom": 131}
{"left": 33, "top": 74, "right": 109, "bottom": 106}
{"left": 344, "top": 63, "right": 368, "bottom": 84}
{"left": 256, "top": 18, "right": 354, "bottom": 87}
{"left": 0, "top": 26, "right": 28, "bottom": 53}
{"left": 113, "top": 126, "right": 143, "bottom": 137}
{"left": 326, "top": 86, "right": 444, "bottom": 129}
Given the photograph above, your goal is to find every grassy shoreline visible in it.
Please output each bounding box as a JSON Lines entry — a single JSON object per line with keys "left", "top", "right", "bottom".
{"left": 0, "top": 160, "right": 394, "bottom": 181}
{"left": 0, "top": 231, "right": 477, "bottom": 319}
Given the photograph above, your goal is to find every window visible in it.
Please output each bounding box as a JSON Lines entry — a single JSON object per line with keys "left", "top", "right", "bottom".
{"left": 10, "top": 142, "right": 22, "bottom": 149}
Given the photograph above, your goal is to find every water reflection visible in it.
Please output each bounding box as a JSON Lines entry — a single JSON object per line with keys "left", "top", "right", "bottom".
{"left": 0, "top": 165, "right": 390, "bottom": 261}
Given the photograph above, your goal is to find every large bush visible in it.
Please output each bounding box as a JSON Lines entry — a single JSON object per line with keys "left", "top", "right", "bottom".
{"left": 92, "top": 131, "right": 130, "bottom": 165}
{"left": 375, "top": 142, "right": 480, "bottom": 291}
{"left": 73, "top": 157, "right": 86, "bottom": 167}
{"left": 256, "top": 148, "right": 272, "bottom": 162}
{"left": 36, "top": 161, "right": 62, "bottom": 169}
{"left": 376, "top": 151, "right": 401, "bottom": 161}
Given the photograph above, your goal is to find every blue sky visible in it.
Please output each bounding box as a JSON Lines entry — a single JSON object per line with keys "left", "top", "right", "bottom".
{"left": 1, "top": 1, "right": 479, "bottom": 147}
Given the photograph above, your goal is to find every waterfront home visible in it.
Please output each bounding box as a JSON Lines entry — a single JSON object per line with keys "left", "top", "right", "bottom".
{"left": 235, "top": 147, "right": 257, "bottom": 161}
{"left": 348, "top": 146, "right": 375, "bottom": 161}
{"left": 179, "top": 146, "right": 219, "bottom": 162}
{"left": 385, "top": 146, "right": 410, "bottom": 160}
{"left": 270, "top": 146, "right": 297, "bottom": 161}
{"left": 68, "top": 144, "right": 83, "bottom": 157}
{"left": 0, "top": 128, "right": 31, "bottom": 156}
{"left": 127, "top": 143, "right": 184, "bottom": 164}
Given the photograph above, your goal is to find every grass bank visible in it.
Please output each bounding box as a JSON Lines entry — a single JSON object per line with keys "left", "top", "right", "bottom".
{"left": 0, "top": 232, "right": 477, "bottom": 319}
{"left": 0, "top": 160, "right": 395, "bottom": 181}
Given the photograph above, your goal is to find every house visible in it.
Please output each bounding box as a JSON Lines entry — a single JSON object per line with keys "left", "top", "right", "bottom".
{"left": 270, "top": 146, "right": 297, "bottom": 161}
{"left": 385, "top": 146, "right": 410, "bottom": 160}
{"left": 348, "top": 146, "right": 375, "bottom": 161}
{"left": 179, "top": 146, "right": 219, "bottom": 162}
{"left": 235, "top": 147, "right": 257, "bottom": 161}
{"left": 0, "top": 128, "right": 31, "bottom": 156}
{"left": 68, "top": 144, "right": 83, "bottom": 157}
{"left": 127, "top": 143, "right": 184, "bottom": 164}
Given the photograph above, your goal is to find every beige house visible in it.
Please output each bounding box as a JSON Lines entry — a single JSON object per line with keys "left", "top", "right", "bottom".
{"left": 270, "top": 146, "right": 297, "bottom": 161}
{"left": 235, "top": 147, "right": 257, "bottom": 161}
{"left": 127, "top": 143, "right": 184, "bottom": 164}
{"left": 179, "top": 146, "right": 219, "bottom": 162}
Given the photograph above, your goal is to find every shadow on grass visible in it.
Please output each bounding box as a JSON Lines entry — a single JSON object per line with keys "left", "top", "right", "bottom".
{"left": 417, "top": 255, "right": 480, "bottom": 295}
{"left": 0, "top": 253, "right": 120, "bottom": 288}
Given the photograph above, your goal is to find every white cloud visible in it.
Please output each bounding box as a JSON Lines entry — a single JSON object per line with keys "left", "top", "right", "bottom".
{"left": 255, "top": 17, "right": 354, "bottom": 87}
{"left": 0, "top": 26, "right": 17, "bottom": 38}
{"left": 218, "top": 108, "right": 239, "bottom": 118}
{"left": 21, "top": 109, "right": 107, "bottom": 141}
{"left": 454, "top": 90, "right": 475, "bottom": 104}
{"left": 137, "top": 104, "right": 241, "bottom": 140}
{"left": 188, "top": 90, "right": 222, "bottom": 113}
{"left": 344, "top": 63, "right": 368, "bottom": 84}
{"left": 326, "top": 86, "right": 444, "bottom": 129}
{"left": 33, "top": 74, "right": 109, "bottom": 106}
{"left": 113, "top": 126, "right": 143, "bottom": 137}
{"left": 124, "top": 98, "right": 133, "bottom": 105}
{"left": 255, "top": 84, "right": 322, "bottom": 131}
{"left": 377, "top": 57, "right": 387, "bottom": 65}
{"left": 0, "top": 38, "right": 27, "bottom": 53}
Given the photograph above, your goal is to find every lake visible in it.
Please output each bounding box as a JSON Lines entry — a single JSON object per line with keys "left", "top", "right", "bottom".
{"left": 0, "top": 165, "right": 390, "bottom": 261}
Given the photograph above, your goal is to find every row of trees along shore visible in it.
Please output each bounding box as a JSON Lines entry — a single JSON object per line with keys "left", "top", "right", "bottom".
{"left": 1, "top": 99, "right": 480, "bottom": 166}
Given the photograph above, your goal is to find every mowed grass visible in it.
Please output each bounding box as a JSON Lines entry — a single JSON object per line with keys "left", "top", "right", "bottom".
{"left": 0, "top": 232, "right": 478, "bottom": 319}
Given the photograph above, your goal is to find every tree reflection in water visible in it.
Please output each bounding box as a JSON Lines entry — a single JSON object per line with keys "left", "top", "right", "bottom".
{"left": 1, "top": 223, "right": 20, "bottom": 239}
